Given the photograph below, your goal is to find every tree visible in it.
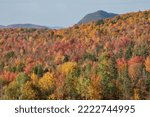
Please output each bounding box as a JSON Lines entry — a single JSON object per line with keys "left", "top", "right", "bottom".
{"left": 128, "top": 56, "right": 143, "bottom": 87}
{"left": 0, "top": 78, "right": 7, "bottom": 99}
{"left": 98, "top": 52, "right": 118, "bottom": 99}
{"left": 128, "top": 56, "right": 144, "bottom": 99}
{"left": 21, "top": 81, "right": 40, "bottom": 100}
{"left": 58, "top": 62, "right": 77, "bottom": 75}
{"left": 116, "top": 58, "right": 131, "bottom": 99}
{"left": 38, "top": 72, "right": 55, "bottom": 99}
{"left": 3, "top": 81, "right": 21, "bottom": 99}
{"left": 16, "top": 72, "right": 30, "bottom": 86}
{"left": 32, "top": 64, "right": 44, "bottom": 77}
{"left": 145, "top": 56, "right": 150, "bottom": 73}
{"left": 125, "top": 44, "right": 132, "bottom": 59}
{"left": 145, "top": 56, "right": 150, "bottom": 91}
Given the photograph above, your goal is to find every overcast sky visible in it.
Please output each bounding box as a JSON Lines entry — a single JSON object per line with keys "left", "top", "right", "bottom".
{"left": 0, "top": 0, "right": 150, "bottom": 27}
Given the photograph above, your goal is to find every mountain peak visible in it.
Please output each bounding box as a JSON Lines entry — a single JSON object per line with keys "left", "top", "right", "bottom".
{"left": 96, "top": 10, "right": 107, "bottom": 13}
{"left": 78, "top": 10, "right": 118, "bottom": 24}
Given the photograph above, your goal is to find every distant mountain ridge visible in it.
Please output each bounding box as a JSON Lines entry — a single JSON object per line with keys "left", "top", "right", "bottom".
{"left": 78, "top": 10, "right": 118, "bottom": 24}
{"left": 0, "top": 23, "right": 48, "bottom": 29}
{"left": 0, "top": 25, "right": 5, "bottom": 28}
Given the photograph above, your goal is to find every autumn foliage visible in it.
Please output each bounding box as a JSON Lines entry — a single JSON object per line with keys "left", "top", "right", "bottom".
{"left": 0, "top": 10, "right": 150, "bottom": 99}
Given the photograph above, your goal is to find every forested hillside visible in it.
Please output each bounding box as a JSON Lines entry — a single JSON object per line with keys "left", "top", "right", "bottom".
{"left": 0, "top": 10, "right": 150, "bottom": 100}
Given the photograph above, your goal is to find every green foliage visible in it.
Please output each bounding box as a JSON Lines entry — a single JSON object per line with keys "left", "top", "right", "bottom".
{"left": 98, "top": 52, "right": 118, "bottom": 99}
{"left": 64, "top": 74, "right": 78, "bottom": 99}
{"left": 32, "top": 64, "right": 44, "bottom": 77}
{"left": 125, "top": 45, "right": 132, "bottom": 60}
{"left": 7, "top": 63, "right": 25, "bottom": 73}
{"left": 16, "top": 72, "right": 30, "bottom": 86}
{"left": 5, "top": 51, "right": 15, "bottom": 60}
{"left": 76, "top": 76, "right": 90, "bottom": 99}
{"left": 73, "top": 67, "right": 81, "bottom": 77}
{"left": 118, "top": 66, "right": 131, "bottom": 99}
{"left": 0, "top": 78, "right": 7, "bottom": 99}
{"left": 8, "top": 66, "right": 17, "bottom": 73}
{"left": 62, "top": 55, "right": 69, "bottom": 63}
{"left": 96, "top": 20, "right": 104, "bottom": 25}
{"left": 133, "top": 43, "right": 149, "bottom": 58}
{"left": 117, "top": 49, "right": 123, "bottom": 58}
{"left": 82, "top": 53, "right": 97, "bottom": 61}
{"left": 0, "top": 61, "right": 4, "bottom": 71}
{"left": 17, "top": 63, "right": 25, "bottom": 72}
{"left": 85, "top": 63, "right": 92, "bottom": 77}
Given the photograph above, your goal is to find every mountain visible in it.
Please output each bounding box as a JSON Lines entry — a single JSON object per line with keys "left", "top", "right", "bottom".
{"left": 6, "top": 24, "right": 48, "bottom": 29}
{"left": 0, "top": 24, "right": 48, "bottom": 29}
{"left": 78, "top": 10, "right": 118, "bottom": 24}
{"left": 0, "top": 24, "right": 62, "bottom": 29}
{"left": 48, "top": 26, "right": 63, "bottom": 29}
{"left": 0, "top": 25, "right": 5, "bottom": 28}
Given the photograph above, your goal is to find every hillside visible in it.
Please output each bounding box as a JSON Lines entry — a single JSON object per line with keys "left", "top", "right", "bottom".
{"left": 78, "top": 10, "right": 118, "bottom": 24}
{"left": 0, "top": 10, "right": 150, "bottom": 100}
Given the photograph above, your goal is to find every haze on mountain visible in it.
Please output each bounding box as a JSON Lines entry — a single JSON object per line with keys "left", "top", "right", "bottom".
{"left": 0, "top": 25, "right": 5, "bottom": 28}
{"left": 0, "top": 24, "right": 48, "bottom": 29}
{"left": 78, "top": 10, "right": 118, "bottom": 24}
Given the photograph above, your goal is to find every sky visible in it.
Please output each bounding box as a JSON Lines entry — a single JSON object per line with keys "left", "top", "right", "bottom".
{"left": 0, "top": 0, "right": 150, "bottom": 27}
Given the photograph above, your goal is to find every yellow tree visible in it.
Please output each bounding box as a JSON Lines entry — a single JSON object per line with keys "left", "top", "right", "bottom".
{"left": 21, "top": 81, "right": 39, "bottom": 100}
{"left": 145, "top": 56, "right": 150, "bottom": 73}
{"left": 58, "top": 62, "right": 77, "bottom": 75}
{"left": 38, "top": 72, "right": 55, "bottom": 99}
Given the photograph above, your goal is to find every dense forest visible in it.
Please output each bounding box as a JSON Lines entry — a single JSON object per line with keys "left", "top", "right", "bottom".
{"left": 0, "top": 10, "right": 150, "bottom": 100}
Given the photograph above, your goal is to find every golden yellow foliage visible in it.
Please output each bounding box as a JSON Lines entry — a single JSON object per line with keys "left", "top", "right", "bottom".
{"left": 58, "top": 62, "right": 77, "bottom": 75}
{"left": 48, "top": 94, "right": 57, "bottom": 100}
{"left": 21, "top": 81, "right": 38, "bottom": 100}
{"left": 87, "top": 84, "right": 101, "bottom": 100}
{"left": 145, "top": 56, "right": 150, "bottom": 73}
{"left": 30, "top": 73, "right": 38, "bottom": 84}
{"left": 87, "top": 75, "right": 102, "bottom": 100}
{"left": 128, "top": 63, "right": 142, "bottom": 81}
{"left": 3, "top": 81, "right": 21, "bottom": 99}
{"left": 39, "top": 72, "right": 55, "bottom": 92}
{"left": 76, "top": 76, "right": 89, "bottom": 99}
{"left": 133, "top": 88, "right": 140, "bottom": 100}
